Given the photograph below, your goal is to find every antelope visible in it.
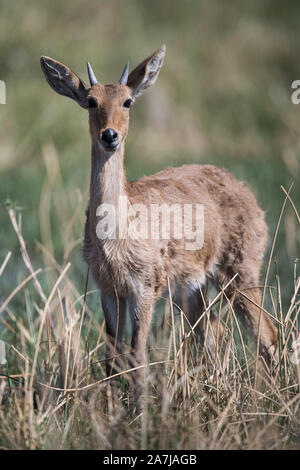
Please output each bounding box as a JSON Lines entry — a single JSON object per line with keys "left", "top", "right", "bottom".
{"left": 40, "top": 45, "right": 278, "bottom": 404}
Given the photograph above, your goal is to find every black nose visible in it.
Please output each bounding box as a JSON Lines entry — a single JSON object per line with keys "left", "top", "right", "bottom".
{"left": 102, "top": 128, "right": 118, "bottom": 145}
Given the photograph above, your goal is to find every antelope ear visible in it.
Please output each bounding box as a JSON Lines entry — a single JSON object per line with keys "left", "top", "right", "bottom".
{"left": 40, "top": 56, "right": 89, "bottom": 109}
{"left": 127, "top": 45, "right": 166, "bottom": 99}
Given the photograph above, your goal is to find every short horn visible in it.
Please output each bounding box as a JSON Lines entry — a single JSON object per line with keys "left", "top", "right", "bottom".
{"left": 119, "top": 62, "right": 129, "bottom": 85}
{"left": 87, "top": 62, "right": 98, "bottom": 86}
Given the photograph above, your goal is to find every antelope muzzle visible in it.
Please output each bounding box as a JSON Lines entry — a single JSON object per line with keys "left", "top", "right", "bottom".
{"left": 101, "top": 128, "right": 120, "bottom": 151}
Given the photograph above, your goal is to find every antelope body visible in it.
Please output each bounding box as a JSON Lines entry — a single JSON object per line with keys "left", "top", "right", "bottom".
{"left": 41, "top": 46, "right": 278, "bottom": 403}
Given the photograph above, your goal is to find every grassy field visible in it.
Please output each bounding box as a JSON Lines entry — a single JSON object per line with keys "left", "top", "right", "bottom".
{"left": 0, "top": 0, "right": 299, "bottom": 450}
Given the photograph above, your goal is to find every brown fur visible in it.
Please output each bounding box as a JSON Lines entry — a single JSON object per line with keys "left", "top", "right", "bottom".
{"left": 41, "top": 46, "right": 278, "bottom": 404}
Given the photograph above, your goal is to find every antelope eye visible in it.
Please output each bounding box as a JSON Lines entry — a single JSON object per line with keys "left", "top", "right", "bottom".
{"left": 123, "top": 99, "right": 133, "bottom": 108}
{"left": 87, "top": 97, "right": 98, "bottom": 108}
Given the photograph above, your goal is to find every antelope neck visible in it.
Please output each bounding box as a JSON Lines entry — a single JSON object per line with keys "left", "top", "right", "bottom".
{"left": 89, "top": 140, "right": 127, "bottom": 218}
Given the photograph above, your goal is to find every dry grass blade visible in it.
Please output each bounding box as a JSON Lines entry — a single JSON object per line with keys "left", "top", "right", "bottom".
{"left": 0, "top": 252, "right": 11, "bottom": 277}
{"left": 29, "top": 262, "right": 71, "bottom": 391}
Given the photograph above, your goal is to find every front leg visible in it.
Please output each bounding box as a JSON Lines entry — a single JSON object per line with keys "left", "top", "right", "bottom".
{"left": 128, "top": 291, "right": 154, "bottom": 408}
{"left": 101, "top": 291, "right": 127, "bottom": 388}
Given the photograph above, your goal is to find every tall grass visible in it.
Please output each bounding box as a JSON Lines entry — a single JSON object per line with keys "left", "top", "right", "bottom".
{"left": 0, "top": 157, "right": 299, "bottom": 450}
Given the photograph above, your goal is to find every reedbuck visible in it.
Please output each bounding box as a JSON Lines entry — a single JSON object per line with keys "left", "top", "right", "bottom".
{"left": 41, "top": 45, "right": 278, "bottom": 403}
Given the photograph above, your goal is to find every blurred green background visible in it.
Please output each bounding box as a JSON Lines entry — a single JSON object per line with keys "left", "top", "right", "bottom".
{"left": 0, "top": 0, "right": 299, "bottom": 311}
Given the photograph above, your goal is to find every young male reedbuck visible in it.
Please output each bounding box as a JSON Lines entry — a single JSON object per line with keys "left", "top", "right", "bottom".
{"left": 41, "top": 46, "right": 278, "bottom": 402}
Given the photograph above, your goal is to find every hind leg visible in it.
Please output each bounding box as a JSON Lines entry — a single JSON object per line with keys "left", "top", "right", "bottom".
{"left": 216, "top": 269, "right": 278, "bottom": 368}
{"left": 179, "top": 285, "right": 224, "bottom": 359}
{"left": 234, "top": 283, "right": 278, "bottom": 366}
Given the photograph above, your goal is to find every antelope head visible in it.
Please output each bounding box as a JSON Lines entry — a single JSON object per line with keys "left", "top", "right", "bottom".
{"left": 40, "top": 45, "right": 166, "bottom": 153}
